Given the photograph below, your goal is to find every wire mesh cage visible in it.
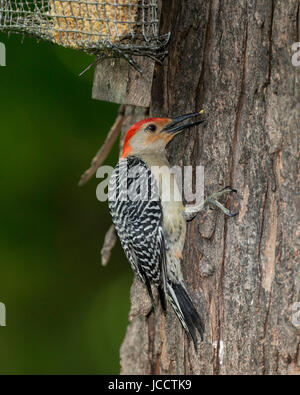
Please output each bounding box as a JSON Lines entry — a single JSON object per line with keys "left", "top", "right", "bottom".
{"left": 0, "top": 0, "right": 169, "bottom": 63}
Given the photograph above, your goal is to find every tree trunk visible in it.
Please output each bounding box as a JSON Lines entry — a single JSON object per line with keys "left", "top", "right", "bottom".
{"left": 120, "top": 0, "right": 300, "bottom": 374}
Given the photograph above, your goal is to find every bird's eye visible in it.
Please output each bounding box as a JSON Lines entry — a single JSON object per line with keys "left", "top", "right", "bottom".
{"left": 145, "top": 124, "right": 157, "bottom": 133}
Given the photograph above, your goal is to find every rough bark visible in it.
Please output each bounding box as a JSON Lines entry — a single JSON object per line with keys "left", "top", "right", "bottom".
{"left": 119, "top": 0, "right": 300, "bottom": 374}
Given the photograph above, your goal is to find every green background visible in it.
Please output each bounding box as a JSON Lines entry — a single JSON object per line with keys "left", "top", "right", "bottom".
{"left": 0, "top": 33, "right": 132, "bottom": 374}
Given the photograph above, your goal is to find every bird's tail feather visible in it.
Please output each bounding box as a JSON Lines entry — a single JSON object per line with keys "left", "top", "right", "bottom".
{"left": 167, "top": 281, "right": 204, "bottom": 349}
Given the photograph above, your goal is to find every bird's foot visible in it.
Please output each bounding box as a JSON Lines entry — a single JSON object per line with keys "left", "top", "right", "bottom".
{"left": 206, "top": 186, "right": 238, "bottom": 217}
{"left": 184, "top": 186, "right": 238, "bottom": 220}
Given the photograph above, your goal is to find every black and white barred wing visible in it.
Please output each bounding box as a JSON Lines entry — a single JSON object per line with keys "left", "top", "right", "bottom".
{"left": 108, "top": 156, "right": 167, "bottom": 308}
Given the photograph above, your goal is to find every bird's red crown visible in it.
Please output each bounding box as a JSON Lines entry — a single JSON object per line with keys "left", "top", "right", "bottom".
{"left": 122, "top": 117, "right": 166, "bottom": 158}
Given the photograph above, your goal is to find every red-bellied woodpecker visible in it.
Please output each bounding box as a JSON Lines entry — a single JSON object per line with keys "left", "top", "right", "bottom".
{"left": 108, "top": 111, "right": 237, "bottom": 348}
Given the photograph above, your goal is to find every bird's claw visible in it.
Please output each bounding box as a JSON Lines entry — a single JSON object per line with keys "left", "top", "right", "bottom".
{"left": 206, "top": 186, "right": 238, "bottom": 218}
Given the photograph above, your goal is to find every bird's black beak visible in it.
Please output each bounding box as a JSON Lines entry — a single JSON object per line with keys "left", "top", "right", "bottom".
{"left": 162, "top": 111, "right": 205, "bottom": 134}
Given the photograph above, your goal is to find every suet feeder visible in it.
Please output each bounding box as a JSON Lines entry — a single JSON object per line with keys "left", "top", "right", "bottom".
{"left": 0, "top": 0, "right": 169, "bottom": 106}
